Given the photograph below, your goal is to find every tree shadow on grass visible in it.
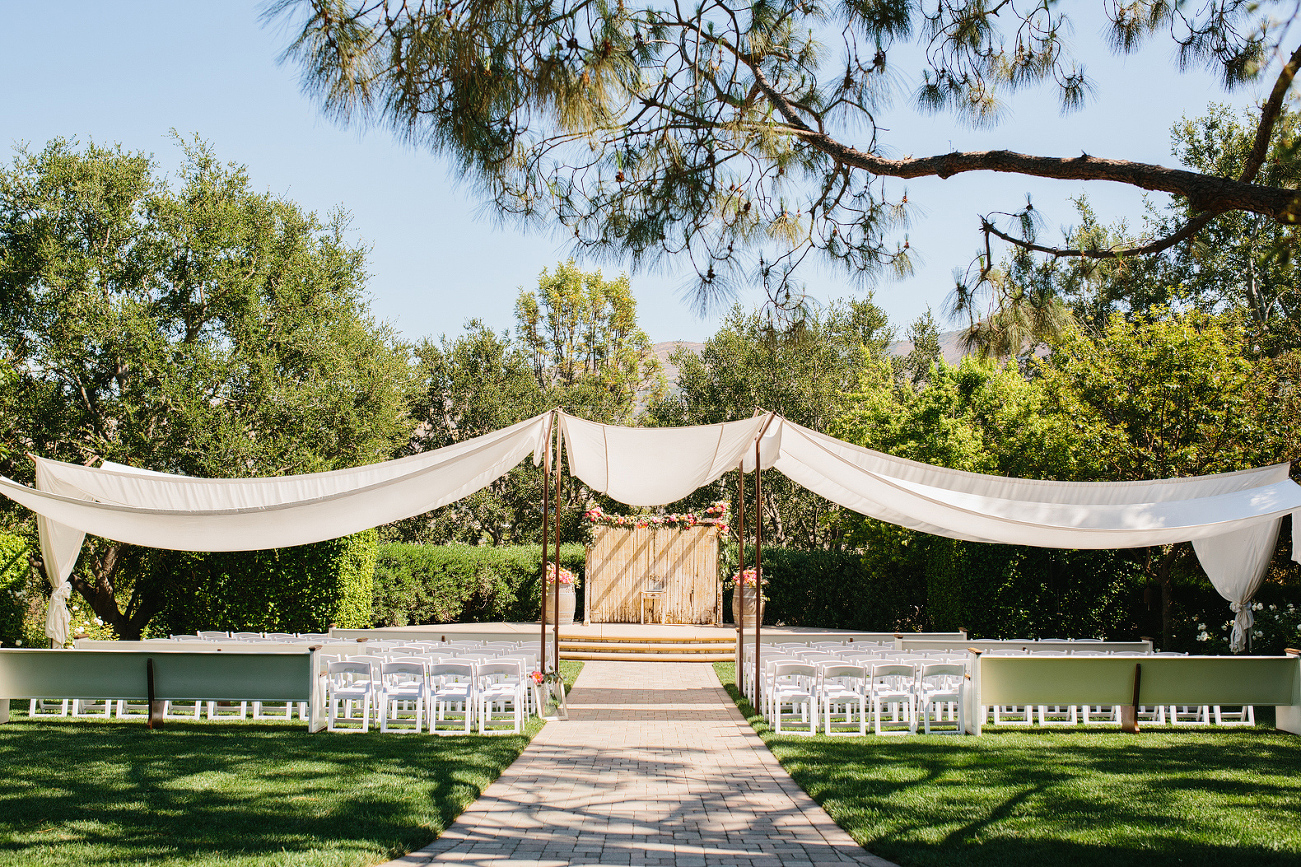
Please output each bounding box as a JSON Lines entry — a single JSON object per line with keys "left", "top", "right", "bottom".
{"left": 0, "top": 717, "right": 538, "bottom": 866}
{"left": 717, "top": 671, "right": 1301, "bottom": 867}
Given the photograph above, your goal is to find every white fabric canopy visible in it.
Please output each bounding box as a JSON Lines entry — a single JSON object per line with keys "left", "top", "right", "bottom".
{"left": 558, "top": 413, "right": 776, "bottom": 506}
{"left": 768, "top": 417, "right": 1299, "bottom": 651}
{"left": 6, "top": 413, "right": 553, "bottom": 642}
{"left": 6, "top": 408, "right": 1298, "bottom": 651}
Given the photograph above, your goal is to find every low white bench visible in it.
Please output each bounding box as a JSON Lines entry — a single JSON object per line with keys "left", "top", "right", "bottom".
{"left": 0, "top": 648, "right": 326, "bottom": 731}
{"left": 964, "top": 650, "right": 1301, "bottom": 735}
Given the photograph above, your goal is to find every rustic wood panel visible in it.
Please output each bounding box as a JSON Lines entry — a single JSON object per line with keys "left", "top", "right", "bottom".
{"left": 585, "top": 525, "right": 719, "bottom": 624}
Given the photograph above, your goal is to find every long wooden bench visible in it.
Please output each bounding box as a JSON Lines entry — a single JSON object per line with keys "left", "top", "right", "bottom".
{"left": 0, "top": 648, "right": 326, "bottom": 731}
{"left": 963, "top": 651, "right": 1301, "bottom": 735}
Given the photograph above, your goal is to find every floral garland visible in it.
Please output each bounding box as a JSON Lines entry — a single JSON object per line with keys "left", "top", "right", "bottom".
{"left": 583, "top": 501, "right": 729, "bottom": 535}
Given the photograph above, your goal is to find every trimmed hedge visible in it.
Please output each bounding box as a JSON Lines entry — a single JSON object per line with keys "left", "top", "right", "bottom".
{"left": 371, "top": 543, "right": 586, "bottom": 626}
{"left": 722, "top": 538, "right": 1142, "bottom": 640}
{"left": 160, "top": 530, "right": 377, "bottom": 635}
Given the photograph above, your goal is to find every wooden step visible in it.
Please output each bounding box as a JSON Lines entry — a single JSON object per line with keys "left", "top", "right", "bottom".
{"left": 557, "top": 634, "right": 734, "bottom": 645}
{"left": 560, "top": 641, "right": 733, "bottom": 654}
{"left": 562, "top": 651, "right": 733, "bottom": 663}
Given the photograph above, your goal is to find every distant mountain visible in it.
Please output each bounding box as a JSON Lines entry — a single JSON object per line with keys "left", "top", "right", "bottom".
{"left": 652, "top": 341, "right": 705, "bottom": 386}
{"left": 886, "top": 330, "right": 969, "bottom": 366}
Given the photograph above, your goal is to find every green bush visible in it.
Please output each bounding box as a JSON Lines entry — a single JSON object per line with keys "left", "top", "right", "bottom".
{"left": 722, "top": 536, "right": 1141, "bottom": 639}
{"left": 159, "top": 530, "right": 377, "bottom": 634}
{"left": 0, "top": 534, "right": 34, "bottom": 646}
{"left": 371, "top": 543, "right": 585, "bottom": 626}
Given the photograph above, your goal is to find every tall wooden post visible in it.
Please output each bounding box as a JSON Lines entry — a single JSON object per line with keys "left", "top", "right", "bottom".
{"left": 736, "top": 463, "right": 745, "bottom": 691}
{"left": 540, "top": 414, "right": 551, "bottom": 671}
{"left": 554, "top": 432, "right": 563, "bottom": 675}
{"left": 754, "top": 437, "right": 763, "bottom": 711}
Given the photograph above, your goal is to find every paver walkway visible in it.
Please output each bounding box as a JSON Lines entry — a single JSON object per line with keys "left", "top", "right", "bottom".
{"left": 384, "top": 661, "right": 895, "bottom": 867}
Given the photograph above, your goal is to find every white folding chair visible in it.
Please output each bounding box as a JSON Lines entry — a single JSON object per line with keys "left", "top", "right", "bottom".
{"left": 197, "top": 631, "right": 229, "bottom": 640}
{"left": 231, "top": 632, "right": 263, "bottom": 640}
{"left": 71, "top": 698, "right": 113, "bottom": 718}
{"left": 870, "top": 663, "right": 916, "bottom": 736}
{"left": 917, "top": 663, "right": 966, "bottom": 735}
{"left": 380, "top": 660, "right": 428, "bottom": 733}
{"left": 327, "top": 660, "right": 375, "bottom": 732}
{"left": 207, "top": 699, "right": 248, "bottom": 720}
{"left": 770, "top": 662, "right": 817, "bottom": 736}
{"left": 29, "top": 699, "right": 69, "bottom": 717}
{"left": 1213, "top": 705, "right": 1255, "bottom": 726}
{"left": 429, "top": 661, "right": 476, "bottom": 734}
{"left": 477, "top": 661, "right": 525, "bottom": 734}
{"left": 819, "top": 664, "right": 867, "bottom": 736}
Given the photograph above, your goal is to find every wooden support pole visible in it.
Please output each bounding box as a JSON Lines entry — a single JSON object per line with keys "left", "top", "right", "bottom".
{"left": 1120, "top": 663, "right": 1142, "bottom": 733}
{"left": 754, "top": 438, "right": 762, "bottom": 712}
{"left": 540, "top": 414, "right": 551, "bottom": 672}
{"left": 554, "top": 433, "right": 563, "bottom": 676}
{"left": 146, "top": 657, "right": 164, "bottom": 730}
{"left": 736, "top": 463, "right": 745, "bottom": 688}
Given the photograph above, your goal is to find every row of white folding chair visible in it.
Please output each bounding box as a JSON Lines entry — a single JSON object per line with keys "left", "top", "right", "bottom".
{"left": 764, "top": 660, "right": 967, "bottom": 737}
{"left": 326, "top": 657, "right": 526, "bottom": 734}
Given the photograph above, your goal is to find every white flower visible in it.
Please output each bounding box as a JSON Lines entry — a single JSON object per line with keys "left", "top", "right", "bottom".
{"left": 1270, "top": 605, "right": 1278, "bottom": 612}
{"left": 1254, "top": 629, "right": 1264, "bottom": 638}
{"left": 1196, "top": 633, "right": 1209, "bottom": 642}
{"left": 1253, "top": 602, "right": 1265, "bottom": 611}
{"left": 14, "top": 640, "right": 21, "bottom": 646}
{"left": 93, "top": 618, "right": 102, "bottom": 626}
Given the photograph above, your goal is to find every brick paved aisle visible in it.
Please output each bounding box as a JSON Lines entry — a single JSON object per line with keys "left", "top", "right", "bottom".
{"left": 385, "top": 661, "right": 895, "bottom": 867}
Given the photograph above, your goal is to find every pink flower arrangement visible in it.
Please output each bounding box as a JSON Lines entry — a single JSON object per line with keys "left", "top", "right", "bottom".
{"left": 728, "top": 568, "right": 764, "bottom": 589}
{"left": 545, "top": 563, "right": 579, "bottom": 586}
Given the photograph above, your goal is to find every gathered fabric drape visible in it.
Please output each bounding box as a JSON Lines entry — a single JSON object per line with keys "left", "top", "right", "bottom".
{"left": 4, "top": 409, "right": 1298, "bottom": 649}
{"left": 6, "top": 414, "right": 553, "bottom": 642}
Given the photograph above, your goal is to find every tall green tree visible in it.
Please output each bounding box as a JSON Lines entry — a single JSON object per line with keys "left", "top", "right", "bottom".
{"left": 1034, "top": 311, "right": 1285, "bottom": 644}
{"left": 0, "top": 138, "right": 416, "bottom": 638}
{"left": 271, "top": 1, "right": 1301, "bottom": 305}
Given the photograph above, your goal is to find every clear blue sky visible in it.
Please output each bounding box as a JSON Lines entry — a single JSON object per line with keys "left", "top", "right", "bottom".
{"left": 0, "top": 2, "right": 1267, "bottom": 344}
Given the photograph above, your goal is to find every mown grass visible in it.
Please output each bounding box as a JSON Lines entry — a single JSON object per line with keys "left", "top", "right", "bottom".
{"left": 0, "top": 660, "right": 583, "bottom": 867}
{"left": 713, "top": 661, "right": 1301, "bottom": 867}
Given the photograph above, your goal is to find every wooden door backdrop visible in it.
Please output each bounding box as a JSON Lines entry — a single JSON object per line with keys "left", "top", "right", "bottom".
{"left": 585, "top": 525, "right": 720, "bottom": 624}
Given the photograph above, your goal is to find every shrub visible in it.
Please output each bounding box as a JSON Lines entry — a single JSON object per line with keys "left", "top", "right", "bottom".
{"left": 0, "top": 534, "right": 34, "bottom": 646}
{"left": 159, "top": 530, "right": 377, "bottom": 634}
{"left": 371, "top": 543, "right": 585, "bottom": 626}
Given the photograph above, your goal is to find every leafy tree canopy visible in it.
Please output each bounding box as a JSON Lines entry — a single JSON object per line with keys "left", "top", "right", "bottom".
{"left": 0, "top": 136, "right": 416, "bottom": 637}
{"left": 269, "top": 0, "right": 1301, "bottom": 310}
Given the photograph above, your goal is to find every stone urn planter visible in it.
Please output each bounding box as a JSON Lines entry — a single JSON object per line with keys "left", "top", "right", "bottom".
{"left": 541, "top": 562, "right": 578, "bottom": 625}
{"left": 732, "top": 586, "right": 764, "bottom": 629}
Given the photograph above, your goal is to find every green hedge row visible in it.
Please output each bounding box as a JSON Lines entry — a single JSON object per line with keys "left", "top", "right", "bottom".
{"left": 721, "top": 538, "right": 1144, "bottom": 640}
{"left": 159, "top": 530, "right": 377, "bottom": 635}
{"left": 371, "top": 543, "right": 586, "bottom": 626}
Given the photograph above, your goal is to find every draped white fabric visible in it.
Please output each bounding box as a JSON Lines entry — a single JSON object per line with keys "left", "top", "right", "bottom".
{"left": 558, "top": 413, "right": 775, "bottom": 506}
{"left": 6, "top": 408, "right": 1299, "bottom": 650}
{"left": 1193, "top": 519, "right": 1282, "bottom": 652}
{"left": 3, "top": 414, "right": 552, "bottom": 640}
{"left": 769, "top": 417, "right": 1300, "bottom": 641}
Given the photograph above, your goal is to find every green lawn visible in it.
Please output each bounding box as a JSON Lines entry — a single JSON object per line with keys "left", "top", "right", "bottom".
{"left": 713, "top": 661, "right": 1301, "bottom": 867}
{"left": 0, "top": 660, "right": 582, "bottom": 867}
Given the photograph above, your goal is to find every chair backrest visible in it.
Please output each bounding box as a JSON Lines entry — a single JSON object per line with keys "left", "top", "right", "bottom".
{"left": 479, "top": 660, "right": 522, "bottom": 680}
{"left": 429, "top": 661, "right": 476, "bottom": 679}
{"left": 382, "top": 661, "right": 426, "bottom": 682}
{"left": 821, "top": 664, "right": 866, "bottom": 681}
{"left": 871, "top": 663, "right": 916, "bottom": 680}
{"left": 772, "top": 662, "right": 816, "bottom": 680}
{"left": 265, "top": 632, "right": 298, "bottom": 640}
{"left": 391, "top": 656, "right": 429, "bottom": 672}
{"left": 644, "top": 576, "right": 666, "bottom": 593}
{"left": 919, "top": 662, "right": 965, "bottom": 679}
{"left": 232, "top": 632, "right": 263, "bottom": 640}
{"left": 197, "top": 631, "right": 228, "bottom": 639}
{"left": 328, "top": 660, "right": 373, "bottom": 685}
